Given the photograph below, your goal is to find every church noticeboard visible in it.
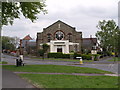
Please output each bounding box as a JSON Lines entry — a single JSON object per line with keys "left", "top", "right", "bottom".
{"left": 91, "top": 50, "right": 97, "bottom": 54}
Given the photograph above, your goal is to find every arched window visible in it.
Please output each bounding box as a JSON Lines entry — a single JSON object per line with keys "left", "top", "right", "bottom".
{"left": 47, "top": 33, "right": 51, "bottom": 42}
{"left": 68, "top": 33, "right": 72, "bottom": 42}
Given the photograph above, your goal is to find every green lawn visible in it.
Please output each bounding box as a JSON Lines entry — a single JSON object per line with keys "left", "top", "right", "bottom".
{"left": 19, "top": 74, "right": 118, "bottom": 88}
{"left": 0, "top": 61, "right": 8, "bottom": 64}
{"left": 32, "top": 57, "right": 93, "bottom": 62}
{"left": 3, "top": 65, "right": 113, "bottom": 74}
{"left": 108, "top": 57, "right": 120, "bottom": 62}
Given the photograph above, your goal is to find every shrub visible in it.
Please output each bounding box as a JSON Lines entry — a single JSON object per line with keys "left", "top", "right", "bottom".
{"left": 62, "top": 54, "right": 70, "bottom": 58}
{"left": 48, "top": 52, "right": 70, "bottom": 58}
{"left": 73, "top": 53, "right": 81, "bottom": 59}
{"left": 92, "top": 54, "right": 101, "bottom": 61}
{"left": 73, "top": 53, "right": 92, "bottom": 60}
{"left": 38, "top": 49, "right": 44, "bottom": 56}
{"left": 81, "top": 54, "right": 92, "bottom": 60}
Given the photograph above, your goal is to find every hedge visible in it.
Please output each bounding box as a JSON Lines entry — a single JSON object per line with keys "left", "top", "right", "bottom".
{"left": 73, "top": 53, "right": 81, "bottom": 59}
{"left": 48, "top": 52, "right": 100, "bottom": 60}
{"left": 92, "top": 54, "right": 101, "bottom": 61}
{"left": 48, "top": 52, "right": 70, "bottom": 58}
{"left": 81, "top": 54, "right": 92, "bottom": 60}
{"left": 73, "top": 53, "right": 92, "bottom": 60}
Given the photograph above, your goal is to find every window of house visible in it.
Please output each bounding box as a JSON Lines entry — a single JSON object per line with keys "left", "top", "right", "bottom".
{"left": 68, "top": 33, "right": 72, "bottom": 42}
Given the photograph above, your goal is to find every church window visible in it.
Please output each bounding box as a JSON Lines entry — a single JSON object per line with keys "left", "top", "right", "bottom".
{"left": 68, "top": 33, "right": 72, "bottom": 42}
{"left": 55, "top": 31, "right": 64, "bottom": 40}
{"left": 47, "top": 33, "right": 51, "bottom": 42}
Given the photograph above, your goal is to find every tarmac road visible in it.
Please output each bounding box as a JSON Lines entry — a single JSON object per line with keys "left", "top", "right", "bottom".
{"left": 2, "top": 54, "right": 119, "bottom": 73}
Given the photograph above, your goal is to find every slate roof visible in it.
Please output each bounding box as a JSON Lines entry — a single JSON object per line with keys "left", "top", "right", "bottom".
{"left": 82, "top": 38, "right": 97, "bottom": 44}
{"left": 82, "top": 38, "right": 97, "bottom": 50}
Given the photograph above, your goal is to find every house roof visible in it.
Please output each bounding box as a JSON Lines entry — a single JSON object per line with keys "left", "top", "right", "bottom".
{"left": 82, "top": 38, "right": 97, "bottom": 48}
{"left": 23, "top": 35, "right": 32, "bottom": 40}
{"left": 82, "top": 38, "right": 97, "bottom": 43}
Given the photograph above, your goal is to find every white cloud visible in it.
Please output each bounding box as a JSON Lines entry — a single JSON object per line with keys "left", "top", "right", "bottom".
{"left": 2, "top": 0, "right": 119, "bottom": 39}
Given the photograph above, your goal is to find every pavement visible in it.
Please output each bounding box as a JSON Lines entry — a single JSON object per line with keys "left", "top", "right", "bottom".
{"left": 2, "top": 69, "right": 36, "bottom": 89}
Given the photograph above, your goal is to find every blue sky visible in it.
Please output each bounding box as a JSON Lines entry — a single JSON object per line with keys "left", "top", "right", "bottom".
{"left": 2, "top": 0, "right": 120, "bottom": 39}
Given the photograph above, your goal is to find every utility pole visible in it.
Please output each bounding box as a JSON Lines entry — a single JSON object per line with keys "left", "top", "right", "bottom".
{"left": 19, "top": 39, "right": 23, "bottom": 61}
{"left": 0, "top": 1, "right": 2, "bottom": 62}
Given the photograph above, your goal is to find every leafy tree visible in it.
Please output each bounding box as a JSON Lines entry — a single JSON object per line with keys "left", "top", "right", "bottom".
{"left": 96, "top": 20, "right": 120, "bottom": 55}
{"left": 1, "top": 1, "right": 47, "bottom": 26}
{"left": 2, "top": 36, "right": 19, "bottom": 51}
{"left": 42, "top": 43, "right": 49, "bottom": 53}
{"left": 38, "top": 43, "right": 49, "bottom": 59}
{"left": 38, "top": 49, "right": 44, "bottom": 56}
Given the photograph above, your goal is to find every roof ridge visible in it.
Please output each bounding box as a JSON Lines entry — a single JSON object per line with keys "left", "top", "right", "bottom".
{"left": 44, "top": 20, "right": 75, "bottom": 30}
{"left": 23, "top": 35, "right": 32, "bottom": 40}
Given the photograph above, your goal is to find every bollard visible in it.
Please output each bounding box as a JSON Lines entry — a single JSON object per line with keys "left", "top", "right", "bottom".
{"left": 76, "top": 57, "right": 83, "bottom": 64}
{"left": 80, "top": 58, "right": 83, "bottom": 64}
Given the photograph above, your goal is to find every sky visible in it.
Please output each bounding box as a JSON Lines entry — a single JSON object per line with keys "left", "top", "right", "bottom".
{"left": 2, "top": 0, "right": 120, "bottom": 39}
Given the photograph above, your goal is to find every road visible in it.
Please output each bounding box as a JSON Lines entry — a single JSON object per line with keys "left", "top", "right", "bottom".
{"left": 1, "top": 54, "right": 119, "bottom": 74}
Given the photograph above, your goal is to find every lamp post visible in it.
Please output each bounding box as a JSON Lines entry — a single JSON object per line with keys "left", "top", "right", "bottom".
{"left": 19, "top": 39, "right": 23, "bottom": 61}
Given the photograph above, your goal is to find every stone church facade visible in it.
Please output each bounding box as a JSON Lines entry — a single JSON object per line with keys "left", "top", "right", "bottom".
{"left": 36, "top": 20, "right": 82, "bottom": 54}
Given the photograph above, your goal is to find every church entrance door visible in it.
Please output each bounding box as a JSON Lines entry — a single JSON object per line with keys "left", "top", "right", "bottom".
{"left": 57, "top": 48, "right": 62, "bottom": 53}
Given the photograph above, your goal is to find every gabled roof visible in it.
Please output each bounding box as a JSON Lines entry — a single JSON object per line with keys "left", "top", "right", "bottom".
{"left": 23, "top": 35, "right": 32, "bottom": 40}
{"left": 44, "top": 20, "right": 75, "bottom": 30}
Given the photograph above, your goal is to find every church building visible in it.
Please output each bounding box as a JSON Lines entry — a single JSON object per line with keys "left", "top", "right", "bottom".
{"left": 36, "top": 20, "right": 82, "bottom": 54}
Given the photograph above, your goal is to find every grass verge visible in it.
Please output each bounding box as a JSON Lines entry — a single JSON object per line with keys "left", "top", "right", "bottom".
{"left": 0, "top": 61, "right": 8, "bottom": 64}
{"left": 3, "top": 65, "right": 113, "bottom": 74}
{"left": 19, "top": 74, "right": 118, "bottom": 88}
{"left": 108, "top": 57, "right": 120, "bottom": 62}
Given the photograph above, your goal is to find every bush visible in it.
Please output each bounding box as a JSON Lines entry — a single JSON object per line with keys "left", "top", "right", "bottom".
{"left": 81, "top": 54, "right": 92, "bottom": 60}
{"left": 38, "top": 49, "right": 44, "bottom": 56}
{"left": 48, "top": 52, "right": 70, "bottom": 58}
{"left": 92, "top": 54, "right": 101, "bottom": 61}
{"left": 73, "top": 53, "right": 81, "bottom": 59}
{"left": 48, "top": 52, "right": 100, "bottom": 60}
{"left": 62, "top": 54, "right": 70, "bottom": 58}
{"left": 73, "top": 53, "right": 92, "bottom": 60}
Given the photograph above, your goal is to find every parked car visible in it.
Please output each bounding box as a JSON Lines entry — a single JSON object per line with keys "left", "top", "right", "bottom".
{"left": 10, "top": 51, "right": 17, "bottom": 56}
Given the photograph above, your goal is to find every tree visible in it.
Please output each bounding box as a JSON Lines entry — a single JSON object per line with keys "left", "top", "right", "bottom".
{"left": 1, "top": 1, "right": 47, "bottom": 26}
{"left": 2, "top": 36, "right": 20, "bottom": 51}
{"left": 38, "top": 43, "right": 49, "bottom": 59}
{"left": 42, "top": 43, "right": 49, "bottom": 53}
{"left": 96, "top": 20, "right": 120, "bottom": 55}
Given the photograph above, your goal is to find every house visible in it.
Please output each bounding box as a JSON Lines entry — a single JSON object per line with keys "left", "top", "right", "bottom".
{"left": 82, "top": 36, "right": 97, "bottom": 53}
{"left": 26, "top": 40, "right": 36, "bottom": 55}
{"left": 20, "top": 35, "right": 33, "bottom": 54}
